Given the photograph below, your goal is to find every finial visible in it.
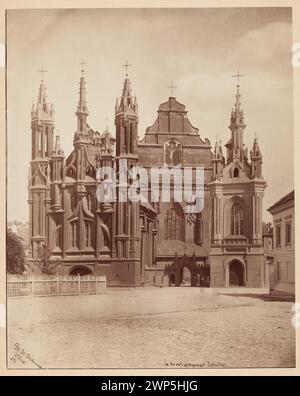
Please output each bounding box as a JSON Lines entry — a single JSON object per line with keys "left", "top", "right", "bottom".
{"left": 79, "top": 59, "right": 87, "bottom": 74}
{"left": 105, "top": 117, "right": 109, "bottom": 132}
{"left": 232, "top": 71, "right": 245, "bottom": 87}
{"left": 168, "top": 82, "right": 177, "bottom": 97}
{"left": 122, "top": 60, "right": 132, "bottom": 77}
{"left": 38, "top": 66, "right": 47, "bottom": 82}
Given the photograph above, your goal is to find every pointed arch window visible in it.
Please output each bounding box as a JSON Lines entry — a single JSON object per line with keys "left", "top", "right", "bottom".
{"left": 71, "top": 193, "right": 76, "bottom": 212}
{"left": 86, "top": 193, "right": 93, "bottom": 212}
{"left": 231, "top": 203, "right": 244, "bottom": 235}
{"left": 45, "top": 127, "right": 49, "bottom": 156}
{"left": 233, "top": 167, "right": 239, "bottom": 178}
{"left": 39, "top": 130, "right": 43, "bottom": 156}
{"left": 71, "top": 221, "right": 79, "bottom": 248}
{"left": 85, "top": 221, "right": 92, "bottom": 247}
{"left": 54, "top": 216, "right": 62, "bottom": 249}
{"left": 164, "top": 205, "right": 185, "bottom": 241}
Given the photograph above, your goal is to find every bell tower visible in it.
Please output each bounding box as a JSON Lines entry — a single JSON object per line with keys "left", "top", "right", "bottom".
{"left": 28, "top": 69, "right": 55, "bottom": 258}
{"left": 112, "top": 62, "right": 141, "bottom": 285}
{"left": 115, "top": 65, "right": 138, "bottom": 157}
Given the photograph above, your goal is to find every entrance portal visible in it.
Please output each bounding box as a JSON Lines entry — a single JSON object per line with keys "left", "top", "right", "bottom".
{"left": 229, "top": 260, "right": 245, "bottom": 286}
{"left": 180, "top": 266, "right": 191, "bottom": 286}
{"left": 169, "top": 273, "right": 176, "bottom": 286}
{"left": 69, "top": 265, "right": 93, "bottom": 276}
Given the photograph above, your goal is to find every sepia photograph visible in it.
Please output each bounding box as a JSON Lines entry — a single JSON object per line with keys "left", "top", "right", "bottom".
{"left": 5, "top": 6, "right": 296, "bottom": 370}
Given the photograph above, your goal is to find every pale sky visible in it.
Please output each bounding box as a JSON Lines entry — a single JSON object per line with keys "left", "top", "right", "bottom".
{"left": 7, "top": 7, "right": 294, "bottom": 222}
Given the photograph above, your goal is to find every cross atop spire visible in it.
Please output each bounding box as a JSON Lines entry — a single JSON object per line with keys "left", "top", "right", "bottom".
{"left": 232, "top": 71, "right": 245, "bottom": 87}
{"left": 38, "top": 66, "right": 47, "bottom": 82}
{"left": 79, "top": 59, "right": 87, "bottom": 74}
{"left": 168, "top": 82, "right": 177, "bottom": 97}
{"left": 122, "top": 60, "right": 132, "bottom": 77}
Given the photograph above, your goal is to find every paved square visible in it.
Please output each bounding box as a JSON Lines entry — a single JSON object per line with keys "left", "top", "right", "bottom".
{"left": 7, "top": 288, "right": 295, "bottom": 369}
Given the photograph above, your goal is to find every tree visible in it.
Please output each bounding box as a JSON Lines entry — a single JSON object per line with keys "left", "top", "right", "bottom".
{"left": 6, "top": 229, "right": 26, "bottom": 274}
{"left": 36, "top": 244, "right": 59, "bottom": 275}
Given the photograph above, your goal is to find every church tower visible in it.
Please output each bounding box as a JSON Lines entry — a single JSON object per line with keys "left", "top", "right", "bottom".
{"left": 208, "top": 79, "right": 267, "bottom": 289}
{"left": 113, "top": 67, "right": 141, "bottom": 285}
{"left": 28, "top": 73, "right": 55, "bottom": 258}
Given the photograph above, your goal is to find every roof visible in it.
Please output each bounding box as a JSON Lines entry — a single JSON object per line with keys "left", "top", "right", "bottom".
{"left": 157, "top": 240, "right": 208, "bottom": 257}
{"left": 140, "top": 200, "right": 157, "bottom": 214}
{"left": 268, "top": 190, "right": 294, "bottom": 213}
{"left": 225, "top": 138, "right": 232, "bottom": 147}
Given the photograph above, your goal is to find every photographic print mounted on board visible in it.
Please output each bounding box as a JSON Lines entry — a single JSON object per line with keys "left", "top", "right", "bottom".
{"left": 6, "top": 6, "right": 295, "bottom": 369}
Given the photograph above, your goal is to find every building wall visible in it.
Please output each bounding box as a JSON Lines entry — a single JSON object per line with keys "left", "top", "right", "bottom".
{"left": 271, "top": 205, "right": 295, "bottom": 294}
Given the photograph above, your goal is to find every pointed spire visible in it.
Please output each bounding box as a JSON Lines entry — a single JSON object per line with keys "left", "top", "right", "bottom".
{"left": 116, "top": 75, "right": 138, "bottom": 116}
{"left": 50, "top": 103, "right": 55, "bottom": 116}
{"left": 115, "top": 60, "right": 138, "bottom": 116}
{"left": 77, "top": 70, "right": 89, "bottom": 115}
{"left": 235, "top": 84, "right": 241, "bottom": 113}
{"left": 121, "top": 77, "right": 132, "bottom": 102}
{"left": 76, "top": 62, "right": 89, "bottom": 133}
{"left": 250, "top": 135, "right": 262, "bottom": 179}
{"left": 214, "top": 140, "right": 218, "bottom": 154}
{"left": 213, "top": 139, "right": 223, "bottom": 160}
{"left": 55, "top": 132, "right": 61, "bottom": 152}
{"left": 230, "top": 83, "right": 245, "bottom": 125}
{"left": 37, "top": 80, "right": 47, "bottom": 107}
{"left": 37, "top": 67, "right": 48, "bottom": 108}
{"left": 32, "top": 71, "right": 54, "bottom": 121}
{"left": 251, "top": 137, "right": 261, "bottom": 157}
{"left": 231, "top": 72, "right": 245, "bottom": 126}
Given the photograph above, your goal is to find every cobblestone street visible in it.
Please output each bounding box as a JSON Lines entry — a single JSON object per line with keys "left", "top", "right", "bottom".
{"left": 7, "top": 288, "right": 295, "bottom": 369}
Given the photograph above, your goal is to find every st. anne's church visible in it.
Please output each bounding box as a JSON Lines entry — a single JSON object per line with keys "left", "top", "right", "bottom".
{"left": 28, "top": 66, "right": 267, "bottom": 288}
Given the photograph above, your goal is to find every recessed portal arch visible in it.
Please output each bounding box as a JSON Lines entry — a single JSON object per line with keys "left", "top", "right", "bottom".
{"left": 225, "top": 257, "right": 246, "bottom": 287}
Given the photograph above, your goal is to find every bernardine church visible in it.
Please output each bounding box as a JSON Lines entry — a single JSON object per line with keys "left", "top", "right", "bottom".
{"left": 28, "top": 66, "right": 267, "bottom": 288}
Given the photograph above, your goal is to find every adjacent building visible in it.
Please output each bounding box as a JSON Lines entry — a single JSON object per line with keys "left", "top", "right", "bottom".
{"left": 268, "top": 191, "right": 295, "bottom": 294}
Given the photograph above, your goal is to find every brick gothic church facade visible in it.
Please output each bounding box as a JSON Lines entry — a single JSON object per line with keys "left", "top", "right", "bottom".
{"left": 28, "top": 70, "right": 267, "bottom": 288}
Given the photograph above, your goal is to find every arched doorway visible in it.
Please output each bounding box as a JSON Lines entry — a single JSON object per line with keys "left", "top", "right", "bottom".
{"left": 229, "top": 260, "right": 245, "bottom": 286}
{"left": 169, "top": 273, "right": 175, "bottom": 286}
{"left": 69, "top": 265, "right": 93, "bottom": 276}
{"left": 180, "top": 266, "right": 191, "bottom": 286}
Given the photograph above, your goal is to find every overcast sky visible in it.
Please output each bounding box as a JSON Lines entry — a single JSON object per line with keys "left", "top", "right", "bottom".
{"left": 7, "top": 7, "right": 294, "bottom": 222}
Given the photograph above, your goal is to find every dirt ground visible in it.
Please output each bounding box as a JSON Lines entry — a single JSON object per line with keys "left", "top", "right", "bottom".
{"left": 7, "top": 287, "right": 295, "bottom": 369}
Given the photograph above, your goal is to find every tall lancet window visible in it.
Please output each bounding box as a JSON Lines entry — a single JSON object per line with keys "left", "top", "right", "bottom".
{"left": 164, "top": 205, "right": 185, "bottom": 241}
{"left": 231, "top": 203, "right": 244, "bottom": 235}
{"left": 86, "top": 193, "right": 93, "bottom": 212}
{"left": 45, "top": 127, "right": 49, "bottom": 156}
{"left": 85, "top": 222, "right": 92, "bottom": 247}
{"left": 71, "top": 222, "right": 78, "bottom": 248}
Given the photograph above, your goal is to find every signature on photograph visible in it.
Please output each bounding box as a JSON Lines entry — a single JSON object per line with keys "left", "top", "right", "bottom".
{"left": 165, "top": 360, "right": 227, "bottom": 368}
{"left": 9, "top": 343, "right": 42, "bottom": 369}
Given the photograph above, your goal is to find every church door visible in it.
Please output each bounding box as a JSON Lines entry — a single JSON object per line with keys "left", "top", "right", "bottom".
{"left": 180, "top": 266, "right": 191, "bottom": 286}
{"left": 229, "top": 260, "right": 245, "bottom": 286}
